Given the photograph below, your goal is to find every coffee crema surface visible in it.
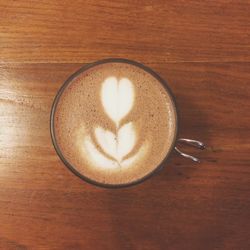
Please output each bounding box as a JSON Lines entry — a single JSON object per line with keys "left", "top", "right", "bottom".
{"left": 53, "top": 61, "right": 177, "bottom": 186}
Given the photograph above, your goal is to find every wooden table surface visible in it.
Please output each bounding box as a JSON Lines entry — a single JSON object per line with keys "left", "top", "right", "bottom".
{"left": 1, "top": 1, "right": 250, "bottom": 249}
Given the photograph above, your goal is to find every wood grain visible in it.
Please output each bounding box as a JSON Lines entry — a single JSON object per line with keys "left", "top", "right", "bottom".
{"left": 0, "top": 0, "right": 250, "bottom": 249}
{"left": 0, "top": 0, "right": 250, "bottom": 63}
{"left": 1, "top": 63, "right": 250, "bottom": 250}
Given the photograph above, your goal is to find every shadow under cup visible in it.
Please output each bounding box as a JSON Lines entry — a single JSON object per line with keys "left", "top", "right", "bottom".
{"left": 50, "top": 58, "right": 178, "bottom": 188}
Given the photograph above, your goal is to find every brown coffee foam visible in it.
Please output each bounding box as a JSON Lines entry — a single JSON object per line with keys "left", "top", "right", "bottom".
{"left": 53, "top": 62, "right": 177, "bottom": 185}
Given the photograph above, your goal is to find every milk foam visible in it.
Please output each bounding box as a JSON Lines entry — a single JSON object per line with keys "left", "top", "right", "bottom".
{"left": 53, "top": 62, "right": 177, "bottom": 185}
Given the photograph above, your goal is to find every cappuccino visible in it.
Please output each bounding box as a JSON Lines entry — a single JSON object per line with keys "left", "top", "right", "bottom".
{"left": 52, "top": 60, "right": 177, "bottom": 186}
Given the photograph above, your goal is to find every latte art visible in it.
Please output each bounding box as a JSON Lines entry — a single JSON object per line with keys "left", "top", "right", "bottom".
{"left": 83, "top": 76, "right": 148, "bottom": 170}
{"left": 52, "top": 60, "right": 177, "bottom": 186}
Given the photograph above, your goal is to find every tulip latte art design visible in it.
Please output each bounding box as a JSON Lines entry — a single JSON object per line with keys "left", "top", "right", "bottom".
{"left": 53, "top": 61, "right": 177, "bottom": 186}
{"left": 84, "top": 76, "right": 148, "bottom": 169}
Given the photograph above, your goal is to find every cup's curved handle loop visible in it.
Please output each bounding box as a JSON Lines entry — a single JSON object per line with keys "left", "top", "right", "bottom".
{"left": 175, "top": 138, "right": 205, "bottom": 163}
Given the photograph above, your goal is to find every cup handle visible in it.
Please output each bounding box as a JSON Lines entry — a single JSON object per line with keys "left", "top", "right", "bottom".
{"left": 175, "top": 138, "right": 205, "bottom": 163}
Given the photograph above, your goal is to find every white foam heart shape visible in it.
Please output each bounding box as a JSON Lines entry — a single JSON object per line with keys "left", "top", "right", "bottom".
{"left": 94, "top": 122, "right": 136, "bottom": 162}
{"left": 101, "top": 77, "right": 134, "bottom": 126}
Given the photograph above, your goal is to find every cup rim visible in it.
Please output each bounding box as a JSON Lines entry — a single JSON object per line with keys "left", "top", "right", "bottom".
{"left": 50, "top": 58, "right": 179, "bottom": 188}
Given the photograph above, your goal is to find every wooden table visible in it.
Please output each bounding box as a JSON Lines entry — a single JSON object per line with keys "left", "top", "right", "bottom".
{"left": 0, "top": 1, "right": 250, "bottom": 249}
